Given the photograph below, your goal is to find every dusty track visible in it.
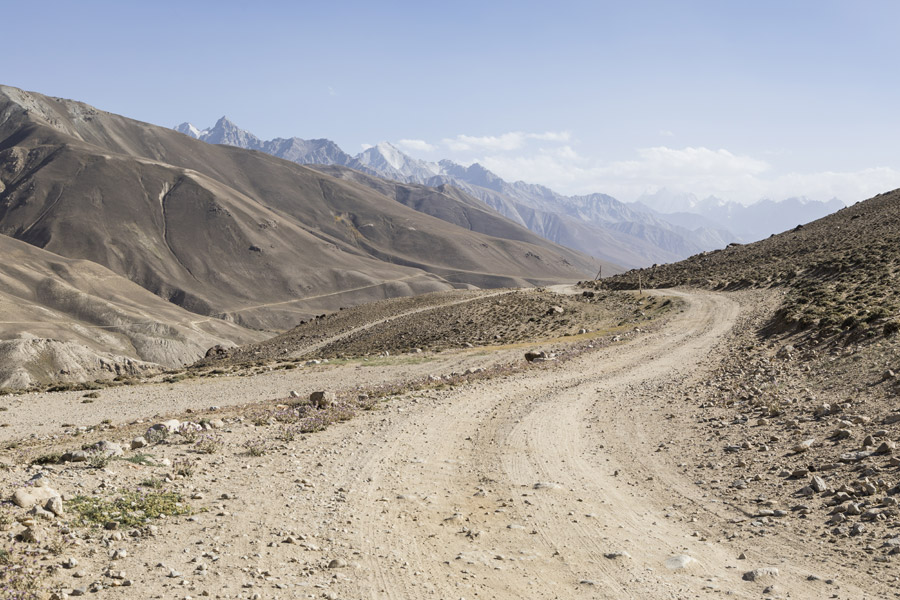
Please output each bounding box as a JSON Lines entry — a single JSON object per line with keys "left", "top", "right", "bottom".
{"left": 309, "top": 290, "right": 882, "bottom": 599}
{"left": 3, "top": 290, "right": 891, "bottom": 599}
{"left": 284, "top": 290, "right": 509, "bottom": 359}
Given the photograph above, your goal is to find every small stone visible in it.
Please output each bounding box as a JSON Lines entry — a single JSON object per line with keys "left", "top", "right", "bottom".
{"left": 792, "top": 439, "right": 815, "bottom": 453}
{"left": 811, "top": 475, "right": 827, "bottom": 493}
{"left": 309, "top": 391, "right": 336, "bottom": 409}
{"left": 875, "top": 441, "right": 896, "bottom": 455}
{"left": 61, "top": 450, "right": 88, "bottom": 463}
{"left": 131, "top": 437, "right": 148, "bottom": 449}
{"left": 833, "top": 429, "right": 852, "bottom": 440}
{"left": 90, "top": 440, "right": 124, "bottom": 457}
{"left": 743, "top": 567, "right": 779, "bottom": 582}
{"left": 327, "top": 558, "right": 347, "bottom": 569}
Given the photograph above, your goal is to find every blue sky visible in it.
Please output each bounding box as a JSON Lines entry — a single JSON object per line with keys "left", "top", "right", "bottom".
{"left": 4, "top": 0, "right": 900, "bottom": 204}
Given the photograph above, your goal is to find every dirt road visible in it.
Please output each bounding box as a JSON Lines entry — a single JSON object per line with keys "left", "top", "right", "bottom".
{"left": 307, "top": 290, "right": 881, "bottom": 599}
{"left": 4, "top": 290, "right": 889, "bottom": 598}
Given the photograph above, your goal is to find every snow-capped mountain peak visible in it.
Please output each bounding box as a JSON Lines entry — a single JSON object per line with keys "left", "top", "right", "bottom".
{"left": 174, "top": 122, "right": 206, "bottom": 139}
{"left": 355, "top": 142, "right": 441, "bottom": 183}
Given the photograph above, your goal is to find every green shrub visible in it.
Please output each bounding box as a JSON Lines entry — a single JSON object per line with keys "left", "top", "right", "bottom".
{"left": 67, "top": 490, "right": 191, "bottom": 528}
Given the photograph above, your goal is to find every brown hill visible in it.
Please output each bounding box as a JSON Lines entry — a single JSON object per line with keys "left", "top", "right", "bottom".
{"left": 0, "top": 85, "right": 600, "bottom": 332}
{"left": 0, "top": 233, "right": 265, "bottom": 388}
{"left": 590, "top": 189, "right": 900, "bottom": 342}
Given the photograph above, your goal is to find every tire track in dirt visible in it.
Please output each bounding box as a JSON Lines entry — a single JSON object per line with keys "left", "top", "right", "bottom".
{"left": 329, "top": 290, "right": 881, "bottom": 599}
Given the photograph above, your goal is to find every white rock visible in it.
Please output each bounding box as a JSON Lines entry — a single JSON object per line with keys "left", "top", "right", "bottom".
{"left": 665, "top": 554, "right": 697, "bottom": 570}
{"left": 792, "top": 439, "right": 815, "bottom": 453}
{"left": 45, "top": 496, "right": 65, "bottom": 517}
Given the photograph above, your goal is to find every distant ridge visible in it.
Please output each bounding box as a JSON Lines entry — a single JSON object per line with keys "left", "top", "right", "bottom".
{"left": 176, "top": 117, "right": 846, "bottom": 268}
{"left": 0, "top": 84, "right": 603, "bottom": 385}
{"left": 594, "top": 188, "right": 900, "bottom": 342}
{"left": 176, "top": 120, "right": 731, "bottom": 267}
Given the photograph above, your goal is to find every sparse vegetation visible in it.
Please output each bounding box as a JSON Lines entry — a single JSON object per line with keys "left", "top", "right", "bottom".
{"left": 30, "top": 452, "right": 61, "bottom": 466}
{"left": 242, "top": 438, "right": 270, "bottom": 456}
{"left": 0, "top": 544, "right": 44, "bottom": 600}
{"left": 121, "top": 453, "right": 155, "bottom": 466}
{"left": 67, "top": 490, "right": 192, "bottom": 528}
{"left": 87, "top": 451, "right": 112, "bottom": 469}
{"left": 173, "top": 457, "right": 196, "bottom": 477}
{"left": 194, "top": 433, "right": 224, "bottom": 454}
{"left": 177, "top": 422, "right": 201, "bottom": 443}
{"left": 145, "top": 427, "right": 169, "bottom": 445}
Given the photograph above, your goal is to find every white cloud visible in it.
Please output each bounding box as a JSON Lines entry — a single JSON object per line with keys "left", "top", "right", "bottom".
{"left": 659, "top": 129, "right": 675, "bottom": 137}
{"left": 378, "top": 126, "right": 900, "bottom": 206}
{"left": 530, "top": 131, "right": 572, "bottom": 143}
{"left": 444, "top": 132, "right": 527, "bottom": 152}
{"left": 442, "top": 130, "right": 571, "bottom": 152}
{"left": 396, "top": 138, "right": 436, "bottom": 152}
{"left": 360, "top": 143, "right": 373, "bottom": 151}
{"left": 471, "top": 144, "right": 900, "bottom": 205}
{"left": 604, "top": 146, "right": 770, "bottom": 180}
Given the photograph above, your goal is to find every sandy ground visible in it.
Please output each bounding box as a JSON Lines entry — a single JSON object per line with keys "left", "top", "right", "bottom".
{"left": 2, "top": 290, "right": 893, "bottom": 599}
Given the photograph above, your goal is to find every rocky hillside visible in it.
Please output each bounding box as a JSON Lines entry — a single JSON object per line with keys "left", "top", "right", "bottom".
{"left": 590, "top": 188, "right": 900, "bottom": 342}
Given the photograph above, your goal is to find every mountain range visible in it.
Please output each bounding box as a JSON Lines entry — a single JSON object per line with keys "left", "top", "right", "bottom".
{"left": 177, "top": 118, "right": 845, "bottom": 267}
{"left": 635, "top": 189, "right": 845, "bottom": 243}
{"left": 0, "top": 85, "right": 601, "bottom": 387}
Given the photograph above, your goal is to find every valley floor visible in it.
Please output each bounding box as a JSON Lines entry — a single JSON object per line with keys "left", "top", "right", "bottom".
{"left": 1, "top": 290, "right": 895, "bottom": 599}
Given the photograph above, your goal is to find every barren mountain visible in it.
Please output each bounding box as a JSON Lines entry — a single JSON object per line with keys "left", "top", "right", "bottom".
{"left": 175, "top": 120, "right": 740, "bottom": 267}
{"left": 0, "top": 233, "right": 264, "bottom": 388}
{"left": 0, "top": 85, "right": 598, "bottom": 336}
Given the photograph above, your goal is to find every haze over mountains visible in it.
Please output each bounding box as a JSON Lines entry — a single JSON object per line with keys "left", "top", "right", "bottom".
{"left": 177, "top": 117, "right": 846, "bottom": 267}
{"left": 635, "top": 189, "right": 845, "bottom": 243}
{"left": 0, "top": 85, "right": 601, "bottom": 386}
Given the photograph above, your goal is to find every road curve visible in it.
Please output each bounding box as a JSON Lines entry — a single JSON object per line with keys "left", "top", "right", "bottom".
{"left": 315, "top": 289, "right": 879, "bottom": 599}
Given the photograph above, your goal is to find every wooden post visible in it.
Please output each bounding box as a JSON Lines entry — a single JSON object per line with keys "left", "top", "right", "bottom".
{"left": 638, "top": 272, "right": 643, "bottom": 296}
{"left": 594, "top": 266, "right": 602, "bottom": 280}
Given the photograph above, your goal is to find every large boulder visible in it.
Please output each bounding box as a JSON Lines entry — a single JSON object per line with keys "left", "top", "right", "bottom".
{"left": 12, "top": 486, "right": 61, "bottom": 509}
